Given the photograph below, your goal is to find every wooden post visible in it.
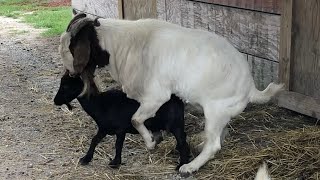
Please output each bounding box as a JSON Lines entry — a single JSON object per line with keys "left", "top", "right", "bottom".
{"left": 279, "top": 0, "right": 293, "bottom": 91}
{"left": 118, "top": 0, "right": 124, "bottom": 19}
{"left": 278, "top": 0, "right": 320, "bottom": 119}
{"left": 121, "top": 0, "right": 157, "bottom": 20}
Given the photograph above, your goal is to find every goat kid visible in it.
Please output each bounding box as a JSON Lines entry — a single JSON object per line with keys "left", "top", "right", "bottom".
{"left": 53, "top": 72, "right": 190, "bottom": 169}
{"left": 60, "top": 13, "right": 284, "bottom": 174}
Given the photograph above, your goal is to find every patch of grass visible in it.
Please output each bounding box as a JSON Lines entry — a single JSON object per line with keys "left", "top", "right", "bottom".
{"left": 23, "top": 7, "right": 71, "bottom": 36}
{"left": 0, "top": 0, "right": 72, "bottom": 37}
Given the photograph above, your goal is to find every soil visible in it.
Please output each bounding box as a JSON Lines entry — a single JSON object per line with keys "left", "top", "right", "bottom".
{"left": 0, "top": 16, "right": 318, "bottom": 180}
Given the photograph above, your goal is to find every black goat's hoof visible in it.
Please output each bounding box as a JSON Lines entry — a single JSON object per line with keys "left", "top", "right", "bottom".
{"left": 79, "top": 156, "right": 91, "bottom": 165}
{"left": 152, "top": 132, "right": 163, "bottom": 147}
{"left": 108, "top": 159, "right": 121, "bottom": 169}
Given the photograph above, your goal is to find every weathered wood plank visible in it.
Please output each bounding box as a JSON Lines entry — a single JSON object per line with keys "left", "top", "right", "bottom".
{"left": 194, "top": 2, "right": 209, "bottom": 30}
{"left": 72, "top": 0, "right": 119, "bottom": 18}
{"left": 122, "top": 0, "right": 157, "bottom": 20}
{"left": 166, "top": 0, "right": 182, "bottom": 25}
{"left": 118, "top": 0, "right": 123, "bottom": 19}
{"left": 278, "top": 91, "right": 320, "bottom": 119}
{"left": 279, "top": 0, "right": 292, "bottom": 91}
{"left": 247, "top": 55, "right": 279, "bottom": 90}
{"left": 157, "top": 0, "right": 166, "bottom": 21}
{"left": 207, "top": 3, "right": 280, "bottom": 62}
{"left": 290, "top": 0, "right": 320, "bottom": 99}
{"left": 188, "top": 0, "right": 281, "bottom": 14}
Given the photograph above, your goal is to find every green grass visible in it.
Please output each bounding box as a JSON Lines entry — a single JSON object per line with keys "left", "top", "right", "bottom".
{"left": 0, "top": 0, "right": 72, "bottom": 36}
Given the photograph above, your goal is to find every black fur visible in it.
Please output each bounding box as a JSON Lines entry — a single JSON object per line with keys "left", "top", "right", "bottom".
{"left": 69, "top": 23, "right": 109, "bottom": 69}
{"left": 54, "top": 75, "right": 190, "bottom": 169}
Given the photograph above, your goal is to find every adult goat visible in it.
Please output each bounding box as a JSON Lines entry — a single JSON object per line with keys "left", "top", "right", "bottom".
{"left": 59, "top": 13, "right": 283, "bottom": 174}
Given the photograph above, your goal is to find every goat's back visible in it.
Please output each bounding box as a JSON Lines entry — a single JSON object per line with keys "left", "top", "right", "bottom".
{"left": 94, "top": 90, "right": 184, "bottom": 133}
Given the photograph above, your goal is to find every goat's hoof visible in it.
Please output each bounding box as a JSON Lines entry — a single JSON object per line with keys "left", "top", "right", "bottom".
{"left": 79, "top": 156, "right": 91, "bottom": 165}
{"left": 146, "top": 140, "right": 156, "bottom": 150}
{"left": 176, "top": 160, "right": 190, "bottom": 171}
{"left": 153, "top": 132, "right": 164, "bottom": 145}
{"left": 108, "top": 159, "right": 121, "bottom": 169}
{"left": 179, "top": 164, "right": 197, "bottom": 177}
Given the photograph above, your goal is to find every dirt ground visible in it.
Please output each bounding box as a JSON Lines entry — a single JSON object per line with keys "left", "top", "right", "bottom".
{"left": 0, "top": 16, "right": 319, "bottom": 180}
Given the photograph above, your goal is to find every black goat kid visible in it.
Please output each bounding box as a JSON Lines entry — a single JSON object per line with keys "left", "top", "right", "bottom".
{"left": 53, "top": 74, "right": 190, "bottom": 169}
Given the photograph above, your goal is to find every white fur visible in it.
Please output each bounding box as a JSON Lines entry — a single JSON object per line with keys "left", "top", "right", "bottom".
{"left": 60, "top": 18, "right": 284, "bottom": 174}
{"left": 59, "top": 32, "right": 75, "bottom": 74}
{"left": 255, "top": 163, "right": 271, "bottom": 180}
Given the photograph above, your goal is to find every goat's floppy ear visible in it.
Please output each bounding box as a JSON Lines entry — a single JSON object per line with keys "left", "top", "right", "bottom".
{"left": 73, "top": 37, "right": 91, "bottom": 74}
{"left": 67, "top": 13, "right": 87, "bottom": 32}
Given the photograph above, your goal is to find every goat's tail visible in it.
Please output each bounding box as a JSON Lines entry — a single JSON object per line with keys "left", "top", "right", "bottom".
{"left": 249, "top": 82, "right": 284, "bottom": 104}
{"left": 254, "top": 163, "right": 271, "bottom": 180}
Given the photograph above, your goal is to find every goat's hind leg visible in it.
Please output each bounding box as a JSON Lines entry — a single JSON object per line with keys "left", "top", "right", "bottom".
{"left": 131, "top": 98, "right": 169, "bottom": 150}
{"left": 109, "top": 132, "right": 126, "bottom": 168}
{"left": 179, "top": 106, "right": 231, "bottom": 175}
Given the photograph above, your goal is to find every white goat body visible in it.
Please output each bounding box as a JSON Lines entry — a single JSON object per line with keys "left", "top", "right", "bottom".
{"left": 60, "top": 18, "right": 283, "bottom": 174}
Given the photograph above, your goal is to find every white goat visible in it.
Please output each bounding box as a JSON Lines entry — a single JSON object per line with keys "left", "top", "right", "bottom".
{"left": 59, "top": 15, "right": 283, "bottom": 174}
{"left": 255, "top": 163, "right": 271, "bottom": 180}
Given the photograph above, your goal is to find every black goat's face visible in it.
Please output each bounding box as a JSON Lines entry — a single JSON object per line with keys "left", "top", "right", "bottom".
{"left": 54, "top": 74, "right": 84, "bottom": 108}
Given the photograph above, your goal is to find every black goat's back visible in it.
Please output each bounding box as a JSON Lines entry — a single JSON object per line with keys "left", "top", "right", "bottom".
{"left": 91, "top": 90, "right": 184, "bottom": 134}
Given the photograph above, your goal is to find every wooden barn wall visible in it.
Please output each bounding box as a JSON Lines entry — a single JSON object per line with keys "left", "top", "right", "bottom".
{"left": 158, "top": 0, "right": 280, "bottom": 90}
{"left": 192, "top": 0, "right": 281, "bottom": 14}
{"left": 72, "top": 0, "right": 119, "bottom": 19}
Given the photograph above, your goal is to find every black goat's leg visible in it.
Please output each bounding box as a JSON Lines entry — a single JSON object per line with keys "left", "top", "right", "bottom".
{"left": 79, "top": 129, "right": 107, "bottom": 165}
{"left": 171, "top": 128, "right": 191, "bottom": 170}
{"left": 109, "top": 132, "right": 126, "bottom": 168}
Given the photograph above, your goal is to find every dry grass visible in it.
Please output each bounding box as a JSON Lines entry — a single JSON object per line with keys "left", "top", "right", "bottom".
{"left": 52, "top": 97, "right": 319, "bottom": 180}
{"left": 32, "top": 70, "right": 319, "bottom": 179}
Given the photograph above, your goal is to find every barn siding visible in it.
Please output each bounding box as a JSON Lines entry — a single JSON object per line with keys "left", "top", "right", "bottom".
{"left": 192, "top": 0, "right": 281, "bottom": 14}
{"left": 72, "top": 0, "right": 119, "bottom": 18}
{"left": 161, "top": 0, "right": 280, "bottom": 89}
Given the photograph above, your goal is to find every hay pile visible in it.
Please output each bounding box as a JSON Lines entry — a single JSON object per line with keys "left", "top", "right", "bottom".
{"left": 76, "top": 103, "right": 319, "bottom": 180}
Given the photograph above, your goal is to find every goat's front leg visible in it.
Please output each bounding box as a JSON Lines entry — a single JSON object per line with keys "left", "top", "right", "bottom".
{"left": 109, "top": 132, "right": 126, "bottom": 168}
{"left": 131, "top": 100, "right": 169, "bottom": 150}
{"left": 79, "top": 129, "right": 107, "bottom": 165}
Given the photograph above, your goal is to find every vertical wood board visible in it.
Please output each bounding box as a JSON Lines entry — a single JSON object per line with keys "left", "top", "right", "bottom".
{"left": 122, "top": 0, "right": 157, "bottom": 20}
{"left": 157, "top": 0, "right": 167, "bottom": 20}
{"left": 72, "top": 0, "right": 119, "bottom": 18}
{"left": 279, "top": 0, "right": 292, "bottom": 90}
{"left": 247, "top": 55, "right": 279, "bottom": 90}
{"left": 290, "top": 0, "right": 320, "bottom": 99}
{"left": 166, "top": 0, "right": 182, "bottom": 25}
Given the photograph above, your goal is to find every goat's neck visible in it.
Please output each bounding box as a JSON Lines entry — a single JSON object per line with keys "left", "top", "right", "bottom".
{"left": 95, "top": 19, "right": 148, "bottom": 83}
{"left": 76, "top": 83, "right": 101, "bottom": 117}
